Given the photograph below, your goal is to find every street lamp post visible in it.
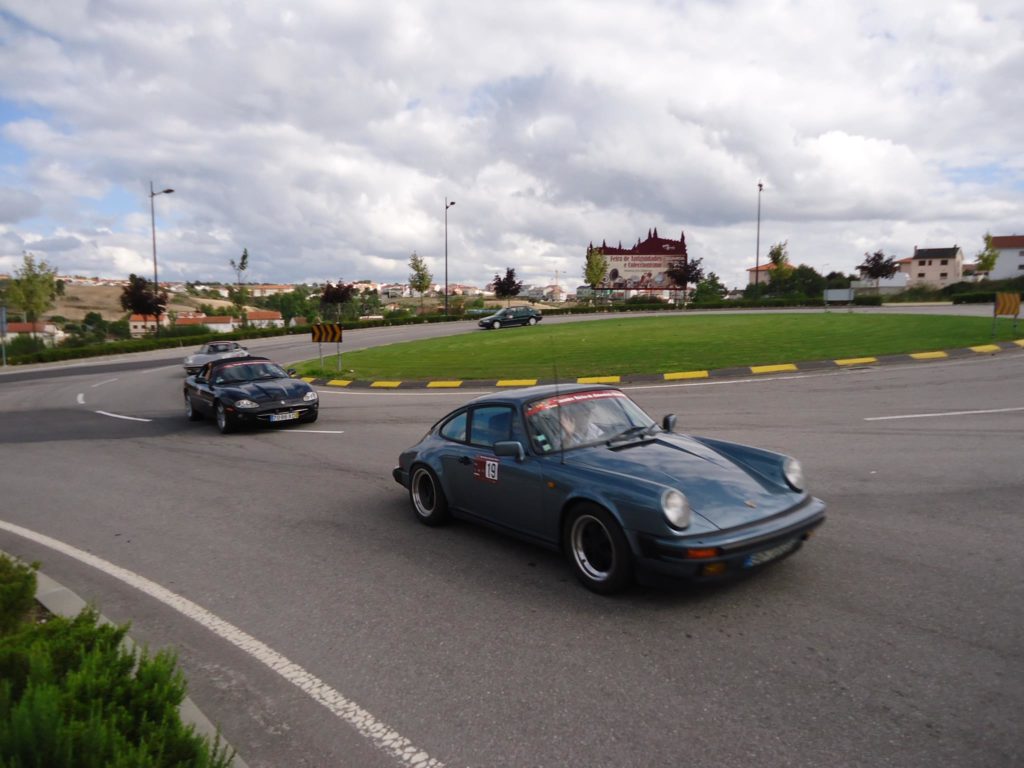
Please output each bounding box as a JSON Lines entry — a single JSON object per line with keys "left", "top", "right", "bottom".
{"left": 149, "top": 181, "right": 174, "bottom": 335}
{"left": 444, "top": 197, "right": 455, "bottom": 316}
{"left": 754, "top": 181, "right": 763, "bottom": 289}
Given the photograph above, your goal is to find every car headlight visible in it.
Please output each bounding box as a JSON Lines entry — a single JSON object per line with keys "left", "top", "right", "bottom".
{"left": 784, "top": 457, "right": 804, "bottom": 491}
{"left": 303, "top": 390, "right": 318, "bottom": 402}
{"left": 234, "top": 399, "right": 259, "bottom": 409}
{"left": 662, "top": 489, "right": 692, "bottom": 530}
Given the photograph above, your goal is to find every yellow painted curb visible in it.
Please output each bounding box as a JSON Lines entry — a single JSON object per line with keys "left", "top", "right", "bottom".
{"left": 577, "top": 375, "right": 621, "bottom": 384}
{"left": 910, "top": 351, "right": 948, "bottom": 360}
{"left": 326, "top": 379, "right": 352, "bottom": 387}
{"left": 427, "top": 381, "right": 463, "bottom": 388}
{"left": 1015, "top": 339, "right": 1024, "bottom": 348}
{"left": 299, "top": 377, "right": 317, "bottom": 383}
{"left": 834, "top": 357, "right": 878, "bottom": 366}
{"left": 970, "top": 344, "right": 1001, "bottom": 353}
{"left": 663, "top": 370, "right": 709, "bottom": 380}
{"left": 750, "top": 363, "right": 798, "bottom": 374}
{"left": 497, "top": 379, "right": 537, "bottom": 387}
{"left": 370, "top": 381, "right": 402, "bottom": 388}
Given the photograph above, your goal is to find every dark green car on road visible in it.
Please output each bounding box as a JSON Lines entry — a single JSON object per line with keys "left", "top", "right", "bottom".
{"left": 478, "top": 305, "right": 543, "bottom": 329}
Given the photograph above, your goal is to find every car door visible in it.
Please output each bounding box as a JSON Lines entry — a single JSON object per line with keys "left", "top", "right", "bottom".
{"left": 191, "top": 363, "right": 217, "bottom": 415}
{"left": 445, "top": 405, "right": 552, "bottom": 543}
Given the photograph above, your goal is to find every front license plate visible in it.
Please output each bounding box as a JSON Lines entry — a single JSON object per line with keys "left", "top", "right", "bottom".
{"left": 743, "top": 538, "right": 798, "bottom": 568}
{"left": 270, "top": 411, "right": 300, "bottom": 422}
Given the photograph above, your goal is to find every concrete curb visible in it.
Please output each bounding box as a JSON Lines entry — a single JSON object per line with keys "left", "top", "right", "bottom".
{"left": 28, "top": 565, "right": 248, "bottom": 768}
{"left": 303, "top": 339, "right": 1024, "bottom": 390}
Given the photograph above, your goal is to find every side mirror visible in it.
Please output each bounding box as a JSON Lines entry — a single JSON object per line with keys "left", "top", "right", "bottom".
{"left": 662, "top": 414, "right": 677, "bottom": 433}
{"left": 494, "top": 441, "right": 526, "bottom": 462}
{"left": 287, "top": 368, "right": 297, "bottom": 377}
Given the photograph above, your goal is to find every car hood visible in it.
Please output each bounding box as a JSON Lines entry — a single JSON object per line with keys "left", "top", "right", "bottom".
{"left": 221, "top": 379, "right": 311, "bottom": 402}
{"left": 566, "top": 434, "right": 803, "bottom": 529}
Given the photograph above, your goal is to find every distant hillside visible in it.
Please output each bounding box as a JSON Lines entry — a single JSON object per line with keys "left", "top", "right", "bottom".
{"left": 48, "top": 285, "right": 224, "bottom": 322}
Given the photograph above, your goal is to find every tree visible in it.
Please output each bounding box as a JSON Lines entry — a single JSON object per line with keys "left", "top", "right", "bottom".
{"left": 666, "top": 256, "right": 704, "bottom": 298}
{"left": 858, "top": 250, "right": 898, "bottom": 287}
{"left": 491, "top": 268, "right": 522, "bottom": 305}
{"left": 120, "top": 274, "right": 168, "bottom": 326}
{"left": 788, "top": 264, "right": 826, "bottom": 298}
{"left": 7, "top": 253, "right": 59, "bottom": 336}
{"left": 691, "top": 272, "right": 728, "bottom": 303}
{"left": 319, "top": 281, "right": 355, "bottom": 321}
{"left": 583, "top": 245, "right": 608, "bottom": 290}
{"left": 975, "top": 232, "right": 999, "bottom": 275}
{"left": 408, "top": 251, "right": 433, "bottom": 311}
{"left": 229, "top": 248, "right": 250, "bottom": 326}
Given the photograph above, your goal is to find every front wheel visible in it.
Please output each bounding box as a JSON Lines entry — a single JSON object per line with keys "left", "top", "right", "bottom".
{"left": 492, "top": 320, "right": 501, "bottom": 330}
{"left": 215, "top": 402, "right": 234, "bottom": 434}
{"left": 564, "top": 504, "right": 633, "bottom": 594}
{"left": 528, "top": 317, "right": 537, "bottom": 326}
{"left": 409, "top": 466, "right": 451, "bottom": 526}
{"left": 185, "top": 392, "right": 202, "bottom": 421}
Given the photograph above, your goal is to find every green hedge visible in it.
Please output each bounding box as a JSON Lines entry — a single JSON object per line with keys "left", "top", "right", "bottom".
{"left": 0, "top": 555, "right": 233, "bottom": 767}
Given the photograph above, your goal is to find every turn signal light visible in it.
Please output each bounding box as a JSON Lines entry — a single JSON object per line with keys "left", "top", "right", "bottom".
{"left": 686, "top": 547, "right": 719, "bottom": 559}
{"left": 701, "top": 562, "right": 728, "bottom": 577}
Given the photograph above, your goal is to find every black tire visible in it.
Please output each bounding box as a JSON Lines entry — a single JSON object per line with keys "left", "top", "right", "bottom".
{"left": 185, "top": 392, "right": 203, "bottom": 421}
{"left": 493, "top": 320, "right": 501, "bottom": 330}
{"left": 564, "top": 504, "right": 633, "bottom": 594}
{"left": 528, "top": 317, "right": 537, "bottom": 326}
{"left": 215, "top": 401, "right": 234, "bottom": 434}
{"left": 409, "top": 465, "right": 451, "bottom": 526}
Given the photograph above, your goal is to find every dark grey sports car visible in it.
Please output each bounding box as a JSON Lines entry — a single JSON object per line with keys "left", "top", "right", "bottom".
{"left": 394, "top": 384, "right": 825, "bottom": 593}
{"left": 183, "top": 357, "right": 319, "bottom": 434}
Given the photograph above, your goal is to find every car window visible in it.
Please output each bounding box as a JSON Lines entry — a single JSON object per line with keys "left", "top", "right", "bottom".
{"left": 525, "top": 390, "right": 653, "bottom": 452}
{"left": 469, "top": 406, "right": 514, "bottom": 448}
{"left": 439, "top": 411, "right": 468, "bottom": 442}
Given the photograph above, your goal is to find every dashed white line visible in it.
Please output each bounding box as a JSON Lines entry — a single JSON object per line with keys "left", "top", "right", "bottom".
{"left": 94, "top": 410, "right": 152, "bottom": 422}
{"left": 77, "top": 393, "right": 85, "bottom": 404}
{"left": 91, "top": 378, "right": 119, "bottom": 388}
{"left": 0, "top": 519, "right": 445, "bottom": 768}
{"left": 865, "top": 406, "right": 1024, "bottom": 421}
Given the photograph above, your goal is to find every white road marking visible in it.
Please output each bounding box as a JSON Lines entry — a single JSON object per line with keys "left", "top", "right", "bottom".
{"left": 286, "top": 429, "right": 346, "bottom": 434}
{"left": 0, "top": 519, "right": 445, "bottom": 768}
{"left": 91, "top": 378, "right": 119, "bottom": 387}
{"left": 865, "top": 406, "right": 1024, "bottom": 421}
{"left": 94, "top": 410, "right": 152, "bottom": 422}
{"left": 77, "top": 393, "right": 85, "bottom": 404}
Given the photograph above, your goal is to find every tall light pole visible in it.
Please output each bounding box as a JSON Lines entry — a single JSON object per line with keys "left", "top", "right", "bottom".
{"left": 444, "top": 197, "right": 455, "bottom": 316}
{"left": 754, "top": 181, "right": 763, "bottom": 289}
{"left": 150, "top": 181, "right": 174, "bottom": 335}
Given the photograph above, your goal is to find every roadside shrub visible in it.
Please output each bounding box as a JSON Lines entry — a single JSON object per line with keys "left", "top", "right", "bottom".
{"left": 853, "top": 294, "right": 883, "bottom": 306}
{"left": 0, "top": 557, "right": 37, "bottom": 636}
{"left": 952, "top": 292, "right": 998, "bottom": 304}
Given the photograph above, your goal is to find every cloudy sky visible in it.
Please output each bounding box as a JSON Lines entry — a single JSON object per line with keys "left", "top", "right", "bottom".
{"left": 0, "top": 1, "right": 1021, "bottom": 291}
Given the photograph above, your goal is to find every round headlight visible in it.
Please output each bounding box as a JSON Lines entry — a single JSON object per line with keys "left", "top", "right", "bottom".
{"left": 784, "top": 457, "right": 804, "bottom": 491}
{"left": 303, "top": 390, "right": 319, "bottom": 402}
{"left": 662, "top": 489, "right": 692, "bottom": 530}
{"left": 234, "top": 399, "right": 259, "bottom": 409}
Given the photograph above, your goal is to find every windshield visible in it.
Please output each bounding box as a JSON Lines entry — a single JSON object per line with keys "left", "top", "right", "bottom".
{"left": 214, "top": 362, "right": 287, "bottom": 383}
{"left": 524, "top": 390, "right": 656, "bottom": 452}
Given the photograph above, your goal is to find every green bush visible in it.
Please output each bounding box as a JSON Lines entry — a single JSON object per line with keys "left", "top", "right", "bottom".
{"left": 952, "top": 292, "right": 998, "bottom": 304}
{"left": 0, "top": 555, "right": 233, "bottom": 767}
{"left": 853, "top": 294, "right": 883, "bottom": 306}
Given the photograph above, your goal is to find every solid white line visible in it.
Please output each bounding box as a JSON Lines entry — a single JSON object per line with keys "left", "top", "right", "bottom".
{"left": 865, "top": 406, "right": 1024, "bottom": 421}
{"left": 91, "top": 378, "right": 119, "bottom": 388}
{"left": 0, "top": 519, "right": 444, "bottom": 768}
{"left": 94, "top": 410, "right": 152, "bottom": 422}
{"left": 77, "top": 393, "right": 85, "bottom": 404}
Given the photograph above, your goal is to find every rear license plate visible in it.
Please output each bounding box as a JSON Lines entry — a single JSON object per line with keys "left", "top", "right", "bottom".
{"left": 743, "top": 538, "right": 798, "bottom": 568}
{"left": 270, "top": 411, "right": 300, "bottom": 422}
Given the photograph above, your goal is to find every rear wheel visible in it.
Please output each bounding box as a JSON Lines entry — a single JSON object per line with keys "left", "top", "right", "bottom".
{"left": 564, "top": 504, "right": 632, "bottom": 594}
{"left": 215, "top": 402, "right": 234, "bottom": 434}
{"left": 409, "top": 466, "right": 451, "bottom": 526}
{"left": 493, "top": 320, "right": 501, "bottom": 329}
{"left": 528, "top": 317, "right": 537, "bottom": 325}
{"left": 185, "top": 392, "right": 202, "bottom": 421}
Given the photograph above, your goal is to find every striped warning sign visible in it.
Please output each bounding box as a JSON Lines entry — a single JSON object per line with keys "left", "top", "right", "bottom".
{"left": 994, "top": 292, "right": 1020, "bottom": 318}
{"left": 312, "top": 324, "right": 343, "bottom": 343}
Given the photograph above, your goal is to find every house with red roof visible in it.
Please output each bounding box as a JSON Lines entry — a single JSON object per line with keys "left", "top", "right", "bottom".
{"left": 989, "top": 235, "right": 1024, "bottom": 280}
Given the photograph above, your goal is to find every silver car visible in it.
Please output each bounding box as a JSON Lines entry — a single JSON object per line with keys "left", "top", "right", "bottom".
{"left": 183, "top": 341, "right": 249, "bottom": 374}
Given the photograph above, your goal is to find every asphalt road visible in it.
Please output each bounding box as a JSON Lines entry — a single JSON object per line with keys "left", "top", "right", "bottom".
{"left": 1, "top": 309, "right": 1021, "bottom": 767}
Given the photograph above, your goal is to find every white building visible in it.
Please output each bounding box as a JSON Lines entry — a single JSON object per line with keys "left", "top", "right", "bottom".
{"left": 988, "top": 235, "right": 1024, "bottom": 280}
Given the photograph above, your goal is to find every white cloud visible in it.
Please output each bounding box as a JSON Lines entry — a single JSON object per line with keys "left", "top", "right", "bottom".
{"left": 0, "top": 0, "right": 1020, "bottom": 292}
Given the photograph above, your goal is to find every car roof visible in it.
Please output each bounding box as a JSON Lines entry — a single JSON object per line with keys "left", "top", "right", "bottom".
{"left": 467, "top": 383, "right": 620, "bottom": 406}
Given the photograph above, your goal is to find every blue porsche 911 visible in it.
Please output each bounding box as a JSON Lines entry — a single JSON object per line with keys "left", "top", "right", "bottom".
{"left": 393, "top": 384, "right": 825, "bottom": 593}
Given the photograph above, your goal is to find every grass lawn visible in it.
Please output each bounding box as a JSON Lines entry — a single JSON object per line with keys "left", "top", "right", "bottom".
{"left": 295, "top": 313, "right": 1023, "bottom": 381}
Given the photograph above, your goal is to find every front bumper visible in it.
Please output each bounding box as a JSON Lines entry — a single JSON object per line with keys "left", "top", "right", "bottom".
{"left": 226, "top": 402, "right": 318, "bottom": 426}
{"left": 633, "top": 496, "right": 827, "bottom": 581}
